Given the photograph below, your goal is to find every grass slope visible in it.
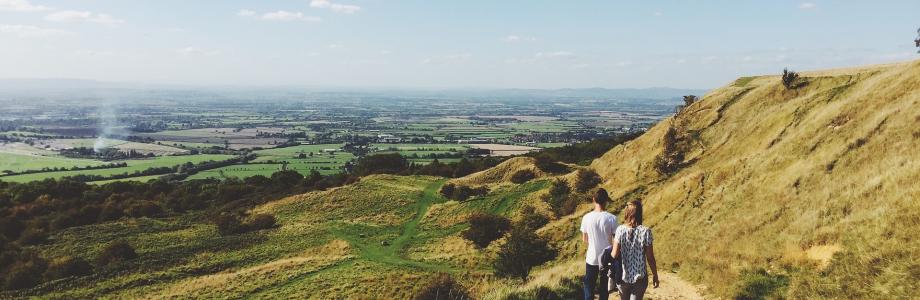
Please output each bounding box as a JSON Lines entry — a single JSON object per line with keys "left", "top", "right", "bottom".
{"left": 588, "top": 60, "right": 920, "bottom": 298}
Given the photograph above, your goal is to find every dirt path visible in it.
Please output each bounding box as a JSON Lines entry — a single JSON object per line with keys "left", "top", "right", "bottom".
{"left": 642, "top": 272, "right": 707, "bottom": 300}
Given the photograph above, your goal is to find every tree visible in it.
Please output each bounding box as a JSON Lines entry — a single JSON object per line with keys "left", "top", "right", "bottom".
{"left": 510, "top": 169, "right": 536, "bottom": 184}
{"left": 413, "top": 273, "right": 472, "bottom": 300}
{"left": 439, "top": 183, "right": 456, "bottom": 199}
{"left": 352, "top": 153, "right": 409, "bottom": 176}
{"left": 462, "top": 213, "right": 511, "bottom": 248}
{"left": 493, "top": 228, "right": 556, "bottom": 280}
{"left": 782, "top": 68, "right": 800, "bottom": 90}
{"left": 682, "top": 95, "right": 698, "bottom": 107}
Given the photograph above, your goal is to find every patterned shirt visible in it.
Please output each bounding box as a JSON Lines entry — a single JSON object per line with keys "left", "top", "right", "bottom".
{"left": 615, "top": 225, "right": 653, "bottom": 283}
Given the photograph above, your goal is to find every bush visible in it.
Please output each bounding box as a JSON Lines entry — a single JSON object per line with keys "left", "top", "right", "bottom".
{"left": 214, "top": 214, "right": 246, "bottom": 236}
{"left": 95, "top": 240, "right": 137, "bottom": 267}
{"left": 44, "top": 256, "right": 92, "bottom": 280}
{"left": 17, "top": 227, "right": 48, "bottom": 246}
{"left": 533, "top": 155, "right": 569, "bottom": 174}
{"left": 125, "top": 201, "right": 164, "bottom": 218}
{"left": 683, "top": 95, "right": 698, "bottom": 107}
{"left": 246, "top": 214, "right": 277, "bottom": 231}
{"left": 515, "top": 205, "right": 549, "bottom": 231}
{"left": 493, "top": 228, "right": 556, "bottom": 280}
{"left": 443, "top": 185, "right": 488, "bottom": 201}
{"left": 352, "top": 153, "right": 409, "bottom": 176}
{"left": 734, "top": 268, "right": 788, "bottom": 300}
{"left": 510, "top": 169, "right": 536, "bottom": 184}
{"left": 462, "top": 213, "right": 511, "bottom": 248}
{"left": 543, "top": 179, "right": 579, "bottom": 216}
{"left": 3, "top": 255, "right": 48, "bottom": 290}
{"left": 782, "top": 68, "right": 800, "bottom": 90}
{"left": 573, "top": 169, "right": 602, "bottom": 193}
{"left": 413, "top": 273, "right": 472, "bottom": 300}
{"left": 439, "top": 183, "right": 456, "bottom": 198}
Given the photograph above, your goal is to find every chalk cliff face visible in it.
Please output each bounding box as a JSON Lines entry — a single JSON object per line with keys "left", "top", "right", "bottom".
{"left": 589, "top": 60, "right": 920, "bottom": 297}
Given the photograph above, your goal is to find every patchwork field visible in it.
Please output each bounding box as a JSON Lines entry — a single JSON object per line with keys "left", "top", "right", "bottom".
{"left": 0, "top": 154, "right": 233, "bottom": 183}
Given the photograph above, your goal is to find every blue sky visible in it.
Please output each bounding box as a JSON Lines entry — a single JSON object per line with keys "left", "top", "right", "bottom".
{"left": 1, "top": 0, "right": 918, "bottom": 89}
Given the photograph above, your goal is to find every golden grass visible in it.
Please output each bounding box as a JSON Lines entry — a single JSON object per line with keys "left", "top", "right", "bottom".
{"left": 586, "top": 59, "right": 920, "bottom": 298}
{"left": 449, "top": 157, "right": 546, "bottom": 186}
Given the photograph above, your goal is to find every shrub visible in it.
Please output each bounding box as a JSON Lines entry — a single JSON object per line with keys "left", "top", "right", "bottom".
{"left": 683, "top": 95, "right": 698, "bottom": 107}
{"left": 510, "top": 169, "right": 536, "bottom": 184}
{"left": 214, "top": 214, "right": 246, "bottom": 236}
{"left": 515, "top": 205, "right": 549, "bottom": 231}
{"left": 95, "top": 240, "right": 137, "bottom": 267}
{"left": 462, "top": 213, "right": 511, "bottom": 248}
{"left": 352, "top": 153, "right": 409, "bottom": 176}
{"left": 125, "top": 201, "right": 163, "bottom": 218}
{"left": 44, "top": 256, "right": 92, "bottom": 280}
{"left": 246, "top": 214, "right": 277, "bottom": 231}
{"left": 782, "top": 68, "right": 800, "bottom": 90}
{"left": 493, "top": 227, "right": 556, "bottom": 280}
{"left": 439, "top": 183, "right": 456, "bottom": 198}
{"left": 574, "top": 169, "right": 602, "bottom": 193}
{"left": 413, "top": 273, "right": 472, "bottom": 300}
{"left": 3, "top": 255, "right": 48, "bottom": 290}
{"left": 17, "top": 227, "right": 48, "bottom": 246}
{"left": 534, "top": 155, "right": 569, "bottom": 174}
{"left": 543, "top": 179, "right": 579, "bottom": 216}
{"left": 734, "top": 268, "right": 788, "bottom": 300}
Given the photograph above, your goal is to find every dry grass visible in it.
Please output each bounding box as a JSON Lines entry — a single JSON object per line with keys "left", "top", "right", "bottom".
{"left": 588, "top": 59, "right": 920, "bottom": 298}
{"left": 449, "top": 157, "right": 546, "bottom": 186}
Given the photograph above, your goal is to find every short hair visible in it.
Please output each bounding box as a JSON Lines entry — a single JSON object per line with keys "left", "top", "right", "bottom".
{"left": 593, "top": 188, "right": 611, "bottom": 205}
{"left": 623, "top": 200, "right": 643, "bottom": 227}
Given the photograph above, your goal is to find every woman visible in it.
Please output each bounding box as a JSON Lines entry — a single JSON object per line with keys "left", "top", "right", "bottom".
{"left": 611, "top": 200, "right": 659, "bottom": 300}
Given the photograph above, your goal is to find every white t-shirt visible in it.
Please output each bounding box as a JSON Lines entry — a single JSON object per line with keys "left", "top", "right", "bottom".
{"left": 580, "top": 211, "right": 618, "bottom": 266}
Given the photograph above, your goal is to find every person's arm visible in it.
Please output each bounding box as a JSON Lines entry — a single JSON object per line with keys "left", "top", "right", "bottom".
{"left": 582, "top": 232, "right": 589, "bottom": 243}
{"left": 612, "top": 239, "right": 620, "bottom": 258}
{"left": 646, "top": 244, "right": 659, "bottom": 288}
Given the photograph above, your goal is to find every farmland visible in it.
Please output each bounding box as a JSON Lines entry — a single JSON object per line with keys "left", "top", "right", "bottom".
{"left": 0, "top": 89, "right": 685, "bottom": 184}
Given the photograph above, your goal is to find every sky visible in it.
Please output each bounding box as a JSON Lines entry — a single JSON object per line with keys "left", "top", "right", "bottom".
{"left": 1, "top": 0, "right": 918, "bottom": 89}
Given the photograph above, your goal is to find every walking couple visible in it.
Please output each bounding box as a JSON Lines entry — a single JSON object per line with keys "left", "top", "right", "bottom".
{"left": 581, "top": 189, "right": 659, "bottom": 300}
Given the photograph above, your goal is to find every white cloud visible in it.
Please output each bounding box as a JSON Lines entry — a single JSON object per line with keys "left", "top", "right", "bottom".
{"left": 653, "top": 11, "right": 663, "bottom": 17}
{"left": 503, "top": 35, "right": 536, "bottom": 42}
{"left": 178, "top": 46, "right": 220, "bottom": 57}
{"left": 260, "top": 10, "right": 321, "bottom": 22}
{"left": 0, "top": 0, "right": 49, "bottom": 12}
{"left": 327, "top": 43, "right": 343, "bottom": 49}
{"left": 535, "top": 51, "right": 575, "bottom": 58}
{"left": 237, "top": 9, "right": 256, "bottom": 17}
{"left": 0, "top": 24, "right": 70, "bottom": 37}
{"left": 310, "top": 0, "right": 361, "bottom": 14}
{"left": 422, "top": 53, "right": 471, "bottom": 65}
{"left": 45, "top": 10, "right": 125, "bottom": 26}
{"left": 799, "top": 3, "right": 817, "bottom": 10}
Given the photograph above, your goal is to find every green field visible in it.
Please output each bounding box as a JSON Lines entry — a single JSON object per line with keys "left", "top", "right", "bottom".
{"left": 0, "top": 152, "right": 104, "bottom": 173}
{"left": 90, "top": 175, "right": 164, "bottom": 185}
{"left": 0, "top": 154, "right": 234, "bottom": 183}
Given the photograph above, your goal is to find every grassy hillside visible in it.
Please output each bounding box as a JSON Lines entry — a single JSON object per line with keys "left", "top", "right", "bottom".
{"left": 590, "top": 60, "right": 920, "bottom": 298}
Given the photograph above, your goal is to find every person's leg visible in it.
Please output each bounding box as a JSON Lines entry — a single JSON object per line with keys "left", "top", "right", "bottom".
{"left": 628, "top": 277, "right": 649, "bottom": 300}
{"left": 598, "top": 269, "right": 609, "bottom": 300}
{"left": 583, "top": 263, "right": 598, "bottom": 300}
{"left": 617, "top": 282, "right": 632, "bottom": 300}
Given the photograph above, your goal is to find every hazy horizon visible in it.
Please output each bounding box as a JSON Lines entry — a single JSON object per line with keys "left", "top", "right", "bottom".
{"left": 1, "top": 0, "right": 918, "bottom": 89}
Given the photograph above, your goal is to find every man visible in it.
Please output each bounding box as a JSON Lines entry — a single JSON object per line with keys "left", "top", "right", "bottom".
{"left": 581, "top": 188, "right": 618, "bottom": 300}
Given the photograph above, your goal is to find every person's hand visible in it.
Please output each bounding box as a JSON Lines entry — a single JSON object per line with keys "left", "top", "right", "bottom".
{"left": 652, "top": 274, "right": 660, "bottom": 288}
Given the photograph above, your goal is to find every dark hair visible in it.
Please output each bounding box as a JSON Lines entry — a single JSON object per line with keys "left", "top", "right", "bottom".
{"left": 624, "top": 200, "right": 643, "bottom": 227}
{"left": 593, "top": 188, "right": 611, "bottom": 205}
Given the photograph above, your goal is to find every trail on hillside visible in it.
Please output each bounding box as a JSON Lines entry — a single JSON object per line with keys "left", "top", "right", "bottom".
{"left": 330, "top": 179, "right": 454, "bottom": 272}
{"left": 642, "top": 272, "right": 706, "bottom": 300}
